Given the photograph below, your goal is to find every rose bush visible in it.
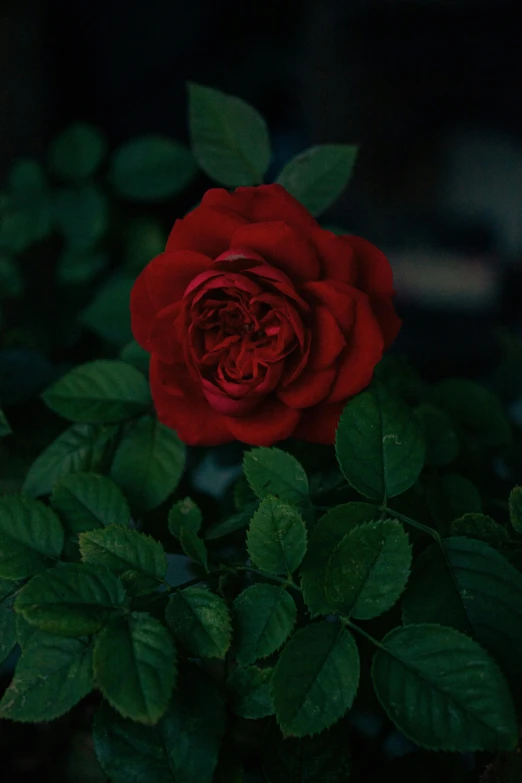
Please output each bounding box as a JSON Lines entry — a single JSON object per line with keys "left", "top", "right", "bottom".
{"left": 131, "top": 184, "right": 400, "bottom": 446}
{"left": 2, "top": 85, "right": 521, "bottom": 783}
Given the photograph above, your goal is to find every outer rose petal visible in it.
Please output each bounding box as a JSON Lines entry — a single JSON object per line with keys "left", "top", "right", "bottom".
{"left": 166, "top": 204, "right": 248, "bottom": 257}
{"left": 150, "top": 356, "right": 233, "bottom": 446}
{"left": 294, "top": 402, "right": 345, "bottom": 444}
{"left": 277, "top": 367, "right": 336, "bottom": 409}
{"left": 202, "top": 184, "right": 318, "bottom": 234}
{"left": 311, "top": 227, "right": 357, "bottom": 285}
{"left": 231, "top": 222, "right": 320, "bottom": 282}
{"left": 130, "top": 271, "right": 157, "bottom": 351}
{"left": 149, "top": 302, "right": 186, "bottom": 364}
{"left": 303, "top": 280, "right": 357, "bottom": 334}
{"left": 224, "top": 398, "right": 301, "bottom": 446}
{"left": 307, "top": 305, "right": 347, "bottom": 371}
{"left": 328, "top": 290, "right": 384, "bottom": 403}
{"left": 349, "top": 235, "right": 395, "bottom": 296}
{"left": 131, "top": 250, "right": 213, "bottom": 350}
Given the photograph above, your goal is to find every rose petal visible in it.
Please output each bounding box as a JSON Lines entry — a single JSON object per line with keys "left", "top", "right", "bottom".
{"left": 187, "top": 270, "right": 262, "bottom": 301}
{"left": 280, "top": 330, "right": 311, "bottom": 387}
{"left": 201, "top": 383, "right": 261, "bottom": 417}
{"left": 202, "top": 184, "right": 318, "bottom": 234}
{"left": 303, "top": 280, "right": 358, "bottom": 335}
{"left": 149, "top": 301, "right": 186, "bottom": 364}
{"left": 231, "top": 222, "right": 320, "bottom": 281}
{"left": 201, "top": 360, "right": 283, "bottom": 417}
{"left": 307, "top": 305, "right": 347, "bottom": 371}
{"left": 348, "top": 235, "right": 395, "bottom": 296}
{"left": 311, "top": 227, "right": 357, "bottom": 285}
{"left": 166, "top": 203, "right": 248, "bottom": 257}
{"left": 293, "top": 402, "right": 344, "bottom": 444}
{"left": 133, "top": 250, "right": 214, "bottom": 313}
{"left": 277, "top": 367, "right": 336, "bottom": 409}
{"left": 224, "top": 397, "right": 301, "bottom": 446}
{"left": 130, "top": 271, "right": 156, "bottom": 350}
{"left": 213, "top": 248, "right": 310, "bottom": 312}
{"left": 150, "top": 356, "right": 232, "bottom": 445}
{"left": 214, "top": 247, "right": 266, "bottom": 267}
{"left": 328, "top": 290, "right": 384, "bottom": 403}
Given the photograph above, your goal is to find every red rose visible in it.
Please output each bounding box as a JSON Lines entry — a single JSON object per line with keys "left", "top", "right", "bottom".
{"left": 131, "top": 184, "right": 401, "bottom": 446}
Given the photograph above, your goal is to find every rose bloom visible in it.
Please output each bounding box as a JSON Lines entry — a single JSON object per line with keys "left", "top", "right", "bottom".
{"left": 131, "top": 184, "right": 400, "bottom": 446}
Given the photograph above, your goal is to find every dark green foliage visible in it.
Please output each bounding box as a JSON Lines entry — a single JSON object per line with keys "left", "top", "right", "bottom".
{"left": 0, "top": 82, "right": 520, "bottom": 783}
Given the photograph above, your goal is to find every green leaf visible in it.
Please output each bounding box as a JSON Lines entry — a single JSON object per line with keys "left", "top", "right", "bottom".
{"left": 300, "top": 502, "right": 378, "bottom": 617}
{"left": 272, "top": 622, "right": 359, "bottom": 737}
{"left": 450, "top": 513, "right": 509, "bottom": 546}
{"left": 509, "top": 486, "right": 522, "bottom": 534}
{"left": 276, "top": 145, "right": 358, "bottom": 217}
{"left": 0, "top": 635, "right": 93, "bottom": 722}
{"left": 415, "top": 403, "right": 459, "bottom": 467}
{"left": 0, "top": 405, "right": 11, "bottom": 437}
{"left": 54, "top": 184, "right": 107, "bottom": 250}
{"left": 93, "top": 666, "right": 225, "bottom": 783}
{"left": 15, "top": 563, "right": 127, "bottom": 635}
{"left": 247, "top": 496, "right": 307, "bottom": 575}
{"left": 51, "top": 472, "right": 130, "bottom": 532}
{"left": 110, "top": 136, "right": 197, "bottom": 201}
{"left": 94, "top": 612, "right": 176, "bottom": 724}
{"left": 180, "top": 527, "right": 208, "bottom": 571}
{"left": 23, "top": 423, "right": 117, "bottom": 497}
{"left": 227, "top": 666, "right": 274, "bottom": 719}
{"left": 0, "top": 497, "right": 64, "bottom": 580}
{"left": 402, "top": 537, "right": 522, "bottom": 703}
{"left": 325, "top": 520, "right": 411, "bottom": 620}
{"left": 168, "top": 497, "right": 202, "bottom": 540}
{"left": 119, "top": 340, "right": 150, "bottom": 375}
{"left": 233, "top": 584, "right": 296, "bottom": 665}
{"left": 0, "top": 579, "right": 19, "bottom": 665}
{"left": 233, "top": 473, "right": 258, "bottom": 510}
{"left": 49, "top": 123, "right": 107, "bottom": 180}
{"left": 80, "top": 274, "right": 134, "bottom": 346}
{"left": 110, "top": 415, "right": 186, "bottom": 513}
{"left": 80, "top": 525, "right": 166, "bottom": 595}
{"left": 426, "top": 379, "right": 512, "bottom": 447}
{"left": 15, "top": 613, "right": 53, "bottom": 650}
{"left": 124, "top": 217, "right": 167, "bottom": 273}
{"left": 335, "top": 380, "right": 426, "bottom": 502}
{"left": 56, "top": 247, "right": 107, "bottom": 285}
{"left": 372, "top": 624, "right": 517, "bottom": 751}
{"left": 166, "top": 587, "right": 231, "bottom": 659}
{"left": 0, "top": 255, "right": 23, "bottom": 298}
{"left": 243, "top": 447, "right": 309, "bottom": 504}
{"left": 188, "top": 82, "right": 270, "bottom": 187}
{"left": 42, "top": 360, "right": 151, "bottom": 423}
{"left": 427, "top": 473, "right": 482, "bottom": 532}
{"left": 204, "top": 502, "right": 259, "bottom": 541}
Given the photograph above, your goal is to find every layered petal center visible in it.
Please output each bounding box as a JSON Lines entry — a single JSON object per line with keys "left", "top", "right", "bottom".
{"left": 184, "top": 263, "right": 308, "bottom": 417}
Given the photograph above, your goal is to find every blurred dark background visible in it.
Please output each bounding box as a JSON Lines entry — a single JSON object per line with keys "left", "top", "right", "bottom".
{"left": 1, "top": 0, "right": 522, "bottom": 780}
{"left": 2, "top": 0, "right": 522, "bottom": 376}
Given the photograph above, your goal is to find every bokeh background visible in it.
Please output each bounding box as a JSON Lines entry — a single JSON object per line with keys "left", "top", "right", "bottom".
{"left": 1, "top": 0, "right": 521, "bottom": 780}
{"left": 2, "top": 0, "right": 522, "bottom": 378}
